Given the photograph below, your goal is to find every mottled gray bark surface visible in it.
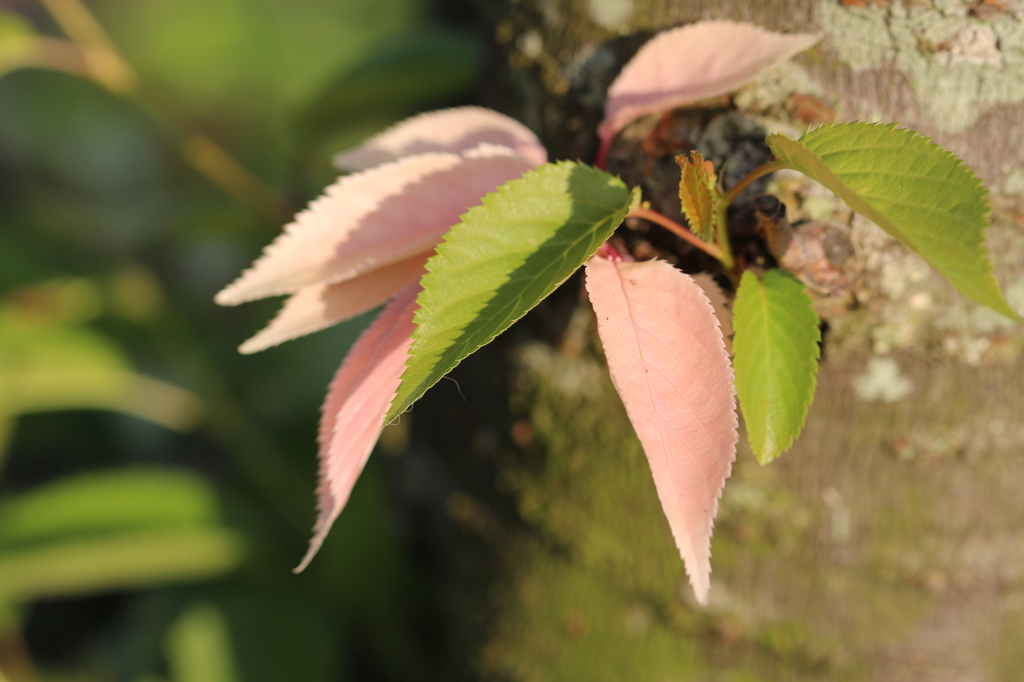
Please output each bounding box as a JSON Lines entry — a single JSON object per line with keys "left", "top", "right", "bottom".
{"left": 402, "top": 2, "right": 1024, "bottom": 680}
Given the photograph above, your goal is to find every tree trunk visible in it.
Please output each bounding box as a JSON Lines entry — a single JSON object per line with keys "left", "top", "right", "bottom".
{"left": 402, "top": 2, "right": 1024, "bottom": 679}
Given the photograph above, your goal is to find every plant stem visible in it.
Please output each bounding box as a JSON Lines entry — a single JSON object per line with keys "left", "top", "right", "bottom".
{"left": 626, "top": 208, "right": 728, "bottom": 265}
{"left": 723, "top": 159, "right": 787, "bottom": 206}
{"left": 713, "top": 199, "right": 735, "bottom": 272}
{"left": 595, "top": 136, "right": 612, "bottom": 170}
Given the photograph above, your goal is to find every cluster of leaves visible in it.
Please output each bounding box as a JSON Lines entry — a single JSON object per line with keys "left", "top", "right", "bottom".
{"left": 220, "top": 21, "right": 1017, "bottom": 605}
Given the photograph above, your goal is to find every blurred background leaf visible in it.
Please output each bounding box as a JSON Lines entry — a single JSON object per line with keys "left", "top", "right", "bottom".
{"left": 164, "top": 603, "right": 238, "bottom": 682}
{"left": 0, "top": 300, "right": 202, "bottom": 431}
{"left": 0, "top": 0, "right": 484, "bottom": 678}
{"left": 0, "top": 10, "right": 38, "bottom": 79}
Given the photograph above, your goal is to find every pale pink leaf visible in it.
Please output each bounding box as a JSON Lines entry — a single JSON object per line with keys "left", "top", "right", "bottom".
{"left": 333, "top": 106, "right": 547, "bottom": 171}
{"left": 598, "top": 21, "right": 821, "bottom": 156}
{"left": 691, "top": 273, "right": 733, "bottom": 355}
{"left": 215, "top": 148, "right": 534, "bottom": 306}
{"left": 585, "top": 255, "right": 737, "bottom": 605}
{"left": 294, "top": 282, "right": 419, "bottom": 573}
{"left": 238, "top": 255, "right": 427, "bottom": 354}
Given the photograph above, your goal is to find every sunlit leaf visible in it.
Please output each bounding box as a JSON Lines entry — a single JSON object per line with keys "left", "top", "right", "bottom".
{"left": 767, "top": 123, "right": 1017, "bottom": 319}
{"left": 334, "top": 106, "right": 546, "bottom": 171}
{"left": 585, "top": 254, "right": 736, "bottom": 605}
{"left": 732, "top": 269, "right": 820, "bottom": 464}
{"left": 386, "top": 162, "right": 637, "bottom": 422}
{"left": 238, "top": 256, "right": 424, "bottom": 354}
{"left": 215, "top": 147, "right": 533, "bottom": 306}
{"left": 295, "top": 283, "right": 418, "bottom": 572}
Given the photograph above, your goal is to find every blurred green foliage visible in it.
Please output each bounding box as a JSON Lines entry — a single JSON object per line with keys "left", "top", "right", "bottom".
{"left": 0, "top": 0, "right": 484, "bottom": 679}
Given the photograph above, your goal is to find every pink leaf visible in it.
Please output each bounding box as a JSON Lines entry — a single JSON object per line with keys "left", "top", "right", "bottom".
{"left": 585, "top": 255, "right": 737, "bottom": 605}
{"left": 238, "top": 255, "right": 427, "bottom": 354}
{"left": 215, "top": 147, "right": 534, "bottom": 306}
{"left": 691, "top": 273, "right": 733, "bottom": 355}
{"left": 294, "top": 282, "right": 419, "bottom": 573}
{"left": 598, "top": 21, "right": 820, "bottom": 158}
{"left": 334, "top": 106, "right": 547, "bottom": 171}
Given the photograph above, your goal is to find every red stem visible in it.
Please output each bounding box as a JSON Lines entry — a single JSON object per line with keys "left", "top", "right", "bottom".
{"left": 626, "top": 208, "right": 726, "bottom": 263}
{"left": 595, "top": 135, "right": 612, "bottom": 170}
{"left": 723, "top": 159, "right": 787, "bottom": 205}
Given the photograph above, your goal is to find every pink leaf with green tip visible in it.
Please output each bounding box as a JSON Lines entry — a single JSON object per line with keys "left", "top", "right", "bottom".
{"left": 294, "top": 282, "right": 419, "bottom": 573}
{"left": 334, "top": 106, "right": 547, "bottom": 171}
{"left": 238, "top": 255, "right": 427, "bottom": 354}
{"left": 215, "top": 147, "right": 534, "bottom": 306}
{"left": 585, "top": 255, "right": 737, "bottom": 605}
{"left": 598, "top": 21, "right": 820, "bottom": 161}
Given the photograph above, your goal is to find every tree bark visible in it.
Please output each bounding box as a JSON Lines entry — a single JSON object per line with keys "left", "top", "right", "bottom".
{"left": 402, "top": 2, "right": 1024, "bottom": 679}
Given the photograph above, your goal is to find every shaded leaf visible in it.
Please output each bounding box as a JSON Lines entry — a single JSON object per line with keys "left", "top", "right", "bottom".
{"left": 675, "top": 151, "right": 719, "bottom": 242}
{"left": 295, "top": 283, "right": 419, "bottom": 572}
{"left": 767, "top": 123, "right": 1017, "bottom": 319}
{"left": 585, "top": 255, "right": 736, "bottom": 605}
{"left": 239, "top": 255, "right": 425, "bottom": 354}
{"left": 215, "top": 147, "right": 533, "bottom": 306}
{"left": 386, "top": 162, "right": 637, "bottom": 422}
{"left": 732, "top": 269, "right": 820, "bottom": 464}
{"left": 599, "top": 21, "right": 820, "bottom": 152}
{"left": 335, "top": 106, "right": 546, "bottom": 171}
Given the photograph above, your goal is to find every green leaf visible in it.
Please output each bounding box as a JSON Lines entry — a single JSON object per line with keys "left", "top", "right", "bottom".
{"left": 767, "top": 122, "right": 1017, "bottom": 320}
{"left": 0, "top": 469, "right": 220, "bottom": 550}
{"left": 0, "top": 311, "right": 202, "bottom": 430}
{"left": 166, "top": 604, "right": 239, "bottom": 682}
{"left": 0, "top": 10, "right": 36, "bottom": 79}
{"left": 0, "top": 469, "right": 244, "bottom": 602}
{"left": 732, "top": 269, "right": 821, "bottom": 464}
{"left": 387, "top": 162, "right": 637, "bottom": 421}
{"left": 0, "top": 528, "right": 243, "bottom": 601}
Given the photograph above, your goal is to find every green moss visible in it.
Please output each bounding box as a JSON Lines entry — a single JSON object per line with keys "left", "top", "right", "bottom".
{"left": 993, "top": 602, "right": 1024, "bottom": 681}
{"left": 478, "top": 312, "right": 1024, "bottom": 680}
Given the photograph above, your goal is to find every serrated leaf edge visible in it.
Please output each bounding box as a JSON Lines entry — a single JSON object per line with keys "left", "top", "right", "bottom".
{"left": 767, "top": 122, "right": 1017, "bottom": 320}
{"left": 386, "top": 161, "right": 633, "bottom": 422}
{"left": 733, "top": 270, "right": 821, "bottom": 463}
